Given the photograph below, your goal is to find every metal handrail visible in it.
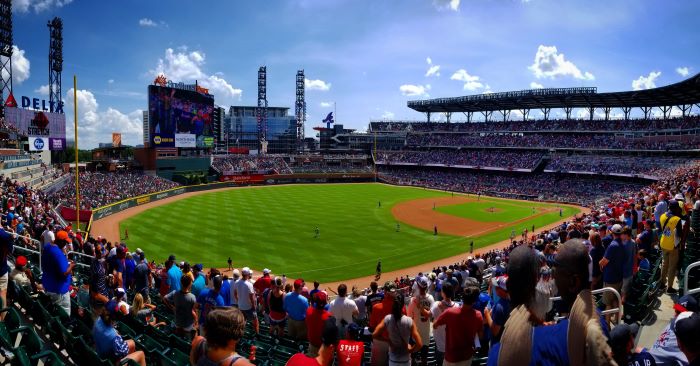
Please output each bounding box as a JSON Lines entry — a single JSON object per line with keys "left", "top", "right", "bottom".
{"left": 550, "top": 286, "right": 623, "bottom": 324}
{"left": 684, "top": 261, "right": 700, "bottom": 296}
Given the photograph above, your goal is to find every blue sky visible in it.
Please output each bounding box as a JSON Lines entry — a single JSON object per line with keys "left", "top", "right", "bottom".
{"left": 7, "top": 0, "right": 700, "bottom": 147}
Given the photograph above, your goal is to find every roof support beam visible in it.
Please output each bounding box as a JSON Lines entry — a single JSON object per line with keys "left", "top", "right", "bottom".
{"left": 445, "top": 112, "right": 452, "bottom": 123}
{"left": 564, "top": 107, "right": 573, "bottom": 120}
{"left": 519, "top": 109, "right": 529, "bottom": 121}
{"left": 541, "top": 108, "right": 551, "bottom": 121}
{"left": 660, "top": 105, "right": 672, "bottom": 120}
{"left": 501, "top": 109, "right": 510, "bottom": 122}
{"left": 462, "top": 112, "right": 473, "bottom": 123}
{"left": 589, "top": 107, "right": 595, "bottom": 121}
{"left": 426, "top": 112, "right": 431, "bottom": 123}
{"left": 603, "top": 107, "right": 611, "bottom": 121}
{"left": 680, "top": 104, "right": 692, "bottom": 117}
{"left": 482, "top": 110, "right": 493, "bottom": 123}
{"left": 641, "top": 106, "right": 652, "bottom": 120}
{"left": 622, "top": 107, "right": 632, "bottom": 121}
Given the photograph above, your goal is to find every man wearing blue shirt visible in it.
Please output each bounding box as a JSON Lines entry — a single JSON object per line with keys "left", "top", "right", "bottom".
{"left": 600, "top": 224, "right": 625, "bottom": 322}
{"left": 620, "top": 227, "right": 637, "bottom": 303}
{"left": 167, "top": 255, "right": 182, "bottom": 292}
{"left": 0, "top": 228, "right": 14, "bottom": 318}
{"left": 191, "top": 264, "right": 206, "bottom": 297}
{"left": 41, "top": 230, "right": 75, "bottom": 316}
{"left": 197, "top": 276, "right": 224, "bottom": 335}
{"left": 284, "top": 278, "right": 310, "bottom": 341}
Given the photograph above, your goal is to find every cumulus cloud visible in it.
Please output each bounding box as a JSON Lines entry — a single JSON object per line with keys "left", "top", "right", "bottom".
{"left": 65, "top": 88, "right": 143, "bottom": 148}
{"left": 529, "top": 45, "right": 594, "bottom": 80}
{"left": 1, "top": 46, "right": 31, "bottom": 85}
{"left": 676, "top": 66, "right": 690, "bottom": 77}
{"left": 139, "top": 18, "right": 157, "bottom": 27}
{"left": 152, "top": 48, "right": 242, "bottom": 103}
{"left": 530, "top": 81, "right": 544, "bottom": 89}
{"left": 425, "top": 57, "right": 441, "bottom": 77}
{"left": 433, "top": 0, "right": 460, "bottom": 11}
{"left": 632, "top": 71, "right": 661, "bottom": 90}
{"left": 108, "top": 79, "right": 115, "bottom": 84}
{"left": 320, "top": 102, "right": 332, "bottom": 108}
{"left": 381, "top": 111, "right": 395, "bottom": 119}
{"left": 399, "top": 84, "right": 430, "bottom": 97}
{"left": 305, "top": 78, "right": 331, "bottom": 91}
{"left": 13, "top": 0, "right": 72, "bottom": 13}
{"left": 35, "top": 85, "right": 50, "bottom": 96}
{"left": 450, "top": 69, "right": 485, "bottom": 91}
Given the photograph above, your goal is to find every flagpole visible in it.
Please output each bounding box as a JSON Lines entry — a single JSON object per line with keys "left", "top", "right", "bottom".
{"left": 73, "top": 76, "right": 80, "bottom": 230}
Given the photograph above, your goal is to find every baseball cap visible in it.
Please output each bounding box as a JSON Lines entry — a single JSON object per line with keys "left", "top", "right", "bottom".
{"left": 242, "top": 267, "right": 252, "bottom": 276}
{"left": 294, "top": 278, "right": 304, "bottom": 288}
{"left": 416, "top": 276, "right": 429, "bottom": 289}
{"left": 674, "top": 193, "right": 685, "bottom": 201}
{"left": 610, "top": 224, "right": 623, "bottom": 234}
{"left": 115, "top": 288, "right": 126, "bottom": 298}
{"left": 674, "top": 311, "right": 700, "bottom": 348}
{"left": 232, "top": 269, "right": 240, "bottom": 277}
{"left": 193, "top": 264, "right": 203, "bottom": 271}
{"left": 314, "top": 291, "right": 328, "bottom": 305}
{"left": 212, "top": 275, "right": 223, "bottom": 289}
{"left": 608, "top": 323, "right": 640, "bottom": 349}
{"left": 136, "top": 248, "right": 143, "bottom": 254}
{"left": 383, "top": 281, "right": 397, "bottom": 293}
{"left": 674, "top": 295, "right": 699, "bottom": 313}
{"left": 15, "top": 256, "right": 27, "bottom": 267}
{"left": 104, "top": 300, "right": 120, "bottom": 317}
{"left": 263, "top": 268, "right": 271, "bottom": 274}
{"left": 168, "top": 254, "right": 176, "bottom": 262}
{"left": 56, "top": 230, "right": 72, "bottom": 243}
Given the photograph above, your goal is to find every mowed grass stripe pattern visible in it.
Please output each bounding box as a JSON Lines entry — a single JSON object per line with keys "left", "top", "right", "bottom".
{"left": 120, "top": 184, "right": 578, "bottom": 282}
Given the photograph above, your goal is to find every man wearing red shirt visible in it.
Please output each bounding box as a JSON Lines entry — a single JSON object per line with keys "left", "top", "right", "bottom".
{"left": 254, "top": 268, "right": 273, "bottom": 294}
{"left": 286, "top": 318, "right": 338, "bottom": 366}
{"left": 433, "top": 285, "right": 484, "bottom": 366}
{"left": 337, "top": 323, "right": 364, "bottom": 366}
{"left": 306, "top": 292, "right": 331, "bottom": 357}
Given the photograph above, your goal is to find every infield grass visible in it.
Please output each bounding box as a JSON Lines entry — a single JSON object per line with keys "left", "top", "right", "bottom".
{"left": 119, "top": 183, "right": 579, "bottom": 282}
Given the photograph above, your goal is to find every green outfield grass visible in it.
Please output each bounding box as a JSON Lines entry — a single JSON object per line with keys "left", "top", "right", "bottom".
{"left": 119, "top": 183, "right": 580, "bottom": 282}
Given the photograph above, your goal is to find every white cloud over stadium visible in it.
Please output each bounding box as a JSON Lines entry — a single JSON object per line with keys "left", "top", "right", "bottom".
{"left": 529, "top": 45, "right": 594, "bottom": 80}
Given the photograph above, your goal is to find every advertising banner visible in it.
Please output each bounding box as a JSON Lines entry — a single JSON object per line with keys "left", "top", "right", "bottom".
{"left": 60, "top": 206, "right": 93, "bottom": 221}
{"left": 29, "top": 136, "right": 49, "bottom": 151}
{"left": 5, "top": 107, "right": 66, "bottom": 139}
{"left": 148, "top": 85, "right": 214, "bottom": 148}
{"left": 175, "top": 133, "right": 196, "bottom": 148}
{"left": 49, "top": 137, "right": 66, "bottom": 151}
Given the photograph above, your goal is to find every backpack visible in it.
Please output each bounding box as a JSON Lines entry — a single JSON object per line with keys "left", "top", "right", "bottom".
{"left": 192, "top": 337, "right": 244, "bottom": 366}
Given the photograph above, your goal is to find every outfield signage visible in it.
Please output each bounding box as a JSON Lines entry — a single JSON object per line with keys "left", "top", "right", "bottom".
{"left": 29, "top": 136, "right": 49, "bottom": 151}
{"left": 175, "top": 133, "right": 196, "bottom": 148}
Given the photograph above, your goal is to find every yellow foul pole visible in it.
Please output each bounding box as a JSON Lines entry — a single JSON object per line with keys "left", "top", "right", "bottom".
{"left": 73, "top": 76, "right": 80, "bottom": 230}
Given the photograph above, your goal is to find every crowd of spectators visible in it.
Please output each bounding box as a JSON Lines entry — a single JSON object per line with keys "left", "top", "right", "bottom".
{"left": 55, "top": 172, "right": 180, "bottom": 210}
{"left": 405, "top": 132, "right": 700, "bottom": 150}
{"left": 379, "top": 167, "right": 645, "bottom": 206}
{"left": 377, "top": 150, "right": 543, "bottom": 170}
{"left": 547, "top": 155, "right": 691, "bottom": 177}
{"left": 371, "top": 115, "right": 700, "bottom": 133}
{"left": 212, "top": 154, "right": 293, "bottom": 175}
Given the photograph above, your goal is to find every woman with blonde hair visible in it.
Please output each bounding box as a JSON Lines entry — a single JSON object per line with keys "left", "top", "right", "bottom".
{"left": 130, "top": 292, "right": 165, "bottom": 327}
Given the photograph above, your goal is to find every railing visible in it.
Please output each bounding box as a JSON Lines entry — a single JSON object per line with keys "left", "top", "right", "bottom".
{"left": 683, "top": 261, "right": 700, "bottom": 296}
{"left": 550, "top": 287, "right": 623, "bottom": 324}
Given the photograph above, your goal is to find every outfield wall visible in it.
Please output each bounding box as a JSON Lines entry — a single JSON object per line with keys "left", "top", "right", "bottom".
{"left": 89, "top": 172, "right": 376, "bottom": 224}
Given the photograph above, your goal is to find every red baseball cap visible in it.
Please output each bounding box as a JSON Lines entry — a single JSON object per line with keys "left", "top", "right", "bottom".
{"left": 314, "top": 291, "right": 328, "bottom": 305}
{"left": 294, "top": 278, "right": 304, "bottom": 288}
{"left": 15, "top": 256, "right": 27, "bottom": 267}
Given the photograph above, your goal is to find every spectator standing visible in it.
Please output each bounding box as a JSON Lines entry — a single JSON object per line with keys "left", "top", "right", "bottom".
{"left": 431, "top": 281, "right": 456, "bottom": 366}
{"left": 197, "top": 276, "right": 224, "bottom": 335}
{"left": 637, "top": 220, "right": 655, "bottom": 252}
{"left": 93, "top": 301, "right": 146, "bottom": 366}
{"left": 433, "top": 285, "right": 483, "bottom": 366}
{"left": 234, "top": 267, "right": 258, "bottom": 333}
{"left": 329, "top": 284, "right": 359, "bottom": 338}
{"left": 167, "top": 255, "right": 182, "bottom": 292}
{"left": 373, "top": 294, "right": 423, "bottom": 366}
{"left": 124, "top": 252, "right": 136, "bottom": 291}
{"left": 589, "top": 232, "right": 605, "bottom": 290}
{"left": 133, "top": 253, "right": 152, "bottom": 302}
{"left": 285, "top": 278, "right": 310, "bottom": 341}
{"left": 41, "top": 230, "right": 74, "bottom": 316}
{"left": 620, "top": 226, "right": 637, "bottom": 303}
{"left": 366, "top": 281, "right": 384, "bottom": 315}
{"left": 254, "top": 268, "right": 273, "bottom": 295}
{"left": 600, "top": 224, "right": 625, "bottom": 320}
{"left": 267, "top": 277, "right": 287, "bottom": 337}
{"left": 484, "top": 277, "right": 510, "bottom": 345}
{"left": 350, "top": 287, "right": 367, "bottom": 327}
{"left": 192, "top": 264, "right": 206, "bottom": 297}
{"left": 190, "top": 307, "right": 254, "bottom": 366}
{"left": 306, "top": 292, "right": 331, "bottom": 357}
{"left": 0, "top": 228, "right": 13, "bottom": 313}
{"left": 41, "top": 223, "right": 54, "bottom": 245}
{"left": 229, "top": 269, "right": 240, "bottom": 307}
{"left": 370, "top": 282, "right": 398, "bottom": 366}
{"left": 286, "top": 318, "right": 339, "bottom": 366}
{"left": 659, "top": 200, "right": 688, "bottom": 294}
{"left": 338, "top": 323, "right": 364, "bottom": 366}
{"left": 408, "top": 276, "right": 434, "bottom": 366}
{"left": 164, "top": 274, "right": 198, "bottom": 339}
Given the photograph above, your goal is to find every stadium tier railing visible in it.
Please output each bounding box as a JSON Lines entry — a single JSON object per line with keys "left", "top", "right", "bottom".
{"left": 550, "top": 287, "right": 623, "bottom": 324}
{"left": 683, "top": 260, "right": 700, "bottom": 296}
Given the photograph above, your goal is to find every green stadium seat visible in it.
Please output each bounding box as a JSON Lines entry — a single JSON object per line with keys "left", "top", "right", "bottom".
{"left": 158, "top": 347, "right": 190, "bottom": 366}
{"left": 134, "top": 334, "right": 168, "bottom": 362}
{"left": 168, "top": 333, "right": 192, "bottom": 354}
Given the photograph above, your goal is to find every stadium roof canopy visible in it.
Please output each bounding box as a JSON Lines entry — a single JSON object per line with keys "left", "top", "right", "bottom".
{"left": 407, "top": 73, "right": 700, "bottom": 120}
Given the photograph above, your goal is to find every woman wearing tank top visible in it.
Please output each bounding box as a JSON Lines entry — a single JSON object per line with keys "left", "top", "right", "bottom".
{"left": 268, "top": 277, "right": 287, "bottom": 336}
{"left": 372, "top": 294, "right": 423, "bottom": 366}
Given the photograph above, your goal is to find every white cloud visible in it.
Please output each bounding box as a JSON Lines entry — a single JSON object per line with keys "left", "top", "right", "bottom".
{"left": 426, "top": 57, "right": 432, "bottom": 65}
{"left": 529, "top": 45, "right": 594, "bottom": 80}
{"left": 676, "top": 67, "right": 690, "bottom": 77}
{"left": 151, "top": 48, "right": 242, "bottom": 103}
{"left": 139, "top": 18, "right": 157, "bottom": 27}
{"left": 13, "top": 0, "right": 72, "bottom": 13}
{"left": 632, "top": 71, "right": 661, "bottom": 90}
{"left": 108, "top": 79, "right": 115, "bottom": 84}
{"left": 2, "top": 46, "right": 31, "bottom": 85}
{"left": 305, "top": 78, "right": 331, "bottom": 91}
{"left": 450, "top": 69, "right": 485, "bottom": 91}
{"left": 530, "top": 81, "right": 544, "bottom": 89}
{"left": 320, "top": 102, "right": 332, "bottom": 108}
{"left": 381, "top": 111, "right": 395, "bottom": 119}
{"left": 65, "top": 88, "right": 143, "bottom": 148}
{"left": 35, "top": 84, "right": 50, "bottom": 95}
{"left": 433, "top": 0, "right": 460, "bottom": 11}
{"left": 399, "top": 84, "right": 430, "bottom": 97}
{"left": 425, "top": 57, "right": 440, "bottom": 77}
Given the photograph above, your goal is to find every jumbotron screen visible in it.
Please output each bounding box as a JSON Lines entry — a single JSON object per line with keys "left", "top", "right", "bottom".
{"left": 148, "top": 85, "right": 215, "bottom": 148}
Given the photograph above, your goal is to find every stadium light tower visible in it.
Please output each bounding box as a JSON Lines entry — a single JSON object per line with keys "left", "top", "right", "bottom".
{"left": 0, "top": 0, "right": 12, "bottom": 115}
{"left": 295, "top": 69, "right": 306, "bottom": 152}
{"left": 48, "top": 17, "right": 63, "bottom": 110}
{"left": 256, "top": 66, "right": 268, "bottom": 153}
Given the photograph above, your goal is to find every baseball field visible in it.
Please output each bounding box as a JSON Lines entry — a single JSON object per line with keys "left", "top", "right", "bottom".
{"left": 115, "top": 183, "right": 579, "bottom": 282}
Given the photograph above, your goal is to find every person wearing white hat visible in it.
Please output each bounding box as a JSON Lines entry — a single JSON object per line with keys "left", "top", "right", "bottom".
{"left": 229, "top": 269, "right": 241, "bottom": 307}
{"left": 234, "top": 267, "right": 258, "bottom": 333}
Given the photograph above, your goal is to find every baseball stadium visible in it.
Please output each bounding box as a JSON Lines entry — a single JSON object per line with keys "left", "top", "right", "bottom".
{"left": 0, "top": 1, "right": 699, "bottom": 366}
